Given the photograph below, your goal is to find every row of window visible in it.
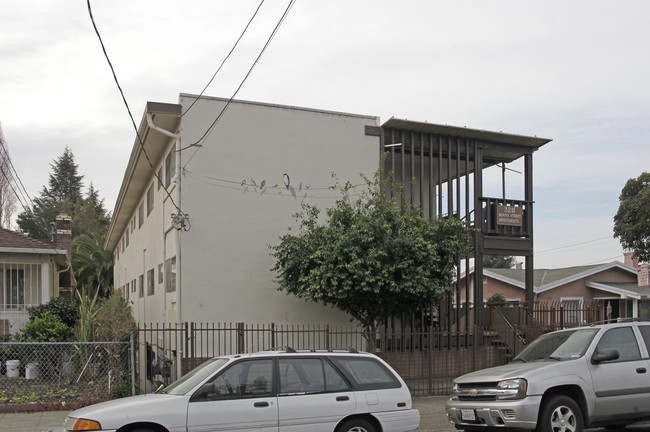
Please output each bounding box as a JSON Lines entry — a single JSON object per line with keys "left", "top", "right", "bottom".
{"left": 119, "top": 257, "right": 176, "bottom": 299}
{"left": 188, "top": 356, "right": 399, "bottom": 402}
{"left": 115, "top": 149, "right": 176, "bottom": 261}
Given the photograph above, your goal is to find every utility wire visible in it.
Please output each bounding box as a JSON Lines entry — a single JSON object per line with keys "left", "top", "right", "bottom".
{"left": 0, "top": 140, "right": 35, "bottom": 211}
{"left": 536, "top": 236, "right": 613, "bottom": 255}
{"left": 181, "top": 0, "right": 297, "bottom": 164}
{"left": 181, "top": 0, "right": 267, "bottom": 118}
{"left": 86, "top": 0, "right": 186, "bottom": 221}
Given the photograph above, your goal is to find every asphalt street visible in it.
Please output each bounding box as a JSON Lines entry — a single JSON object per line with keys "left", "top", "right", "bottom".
{"left": 2, "top": 396, "right": 650, "bottom": 432}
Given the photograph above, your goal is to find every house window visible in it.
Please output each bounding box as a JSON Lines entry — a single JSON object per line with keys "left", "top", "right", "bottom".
{"left": 165, "top": 257, "right": 176, "bottom": 292}
{"left": 138, "top": 202, "right": 144, "bottom": 228}
{"left": 158, "top": 263, "right": 163, "bottom": 284}
{"left": 165, "top": 149, "right": 176, "bottom": 188}
{"left": 125, "top": 229, "right": 129, "bottom": 248}
{"left": 2, "top": 269, "right": 24, "bottom": 308}
{"left": 122, "top": 285, "right": 128, "bottom": 299}
{"left": 157, "top": 168, "right": 162, "bottom": 190}
{"left": 131, "top": 217, "right": 136, "bottom": 233}
{"left": 121, "top": 236, "right": 125, "bottom": 252}
{"left": 131, "top": 279, "right": 136, "bottom": 293}
{"left": 138, "top": 275, "right": 144, "bottom": 298}
{"left": 147, "top": 269, "right": 154, "bottom": 296}
{"left": 146, "top": 185, "right": 154, "bottom": 216}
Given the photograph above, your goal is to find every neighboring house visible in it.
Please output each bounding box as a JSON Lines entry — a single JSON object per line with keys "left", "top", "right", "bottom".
{"left": 456, "top": 252, "right": 646, "bottom": 327}
{"left": 105, "top": 94, "right": 550, "bottom": 329}
{"left": 0, "top": 215, "right": 72, "bottom": 335}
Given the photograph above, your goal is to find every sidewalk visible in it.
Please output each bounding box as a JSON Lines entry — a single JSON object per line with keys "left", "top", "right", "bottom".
{"left": 1, "top": 396, "right": 454, "bottom": 432}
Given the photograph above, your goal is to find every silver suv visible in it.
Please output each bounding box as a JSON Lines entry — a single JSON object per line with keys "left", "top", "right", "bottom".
{"left": 446, "top": 321, "right": 650, "bottom": 432}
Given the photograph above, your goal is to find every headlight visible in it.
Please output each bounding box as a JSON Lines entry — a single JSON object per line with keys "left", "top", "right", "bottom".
{"left": 496, "top": 378, "right": 527, "bottom": 400}
{"left": 450, "top": 382, "right": 460, "bottom": 400}
{"left": 66, "top": 417, "right": 102, "bottom": 431}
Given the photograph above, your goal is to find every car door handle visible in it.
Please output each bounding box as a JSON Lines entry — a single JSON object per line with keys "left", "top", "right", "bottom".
{"left": 336, "top": 396, "right": 350, "bottom": 401}
{"left": 254, "top": 401, "right": 269, "bottom": 407}
{"left": 637, "top": 368, "right": 647, "bottom": 374}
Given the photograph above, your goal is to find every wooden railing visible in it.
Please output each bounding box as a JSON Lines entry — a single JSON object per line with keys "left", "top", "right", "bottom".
{"left": 477, "top": 197, "right": 530, "bottom": 238}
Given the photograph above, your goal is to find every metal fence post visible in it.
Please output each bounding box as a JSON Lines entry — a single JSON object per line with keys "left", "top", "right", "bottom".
{"left": 130, "top": 332, "right": 136, "bottom": 396}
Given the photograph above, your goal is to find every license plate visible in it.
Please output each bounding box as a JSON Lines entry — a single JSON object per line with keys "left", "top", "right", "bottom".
{"left": 461, "top": 409, "right": 477, "bottom": 421}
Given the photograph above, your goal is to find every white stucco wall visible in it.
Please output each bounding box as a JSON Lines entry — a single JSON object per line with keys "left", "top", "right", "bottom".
{"left": 176, "top": 96, "right": 380, "bottom": 325}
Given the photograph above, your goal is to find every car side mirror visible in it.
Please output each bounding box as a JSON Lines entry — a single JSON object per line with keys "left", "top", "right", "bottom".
{"left": 591, "top": 348, "right": 620, "bottom": 364}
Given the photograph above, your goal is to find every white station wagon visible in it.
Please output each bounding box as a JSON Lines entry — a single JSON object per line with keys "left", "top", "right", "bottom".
{"left": 59, "top": 347, "right": 420, "bottom": 432}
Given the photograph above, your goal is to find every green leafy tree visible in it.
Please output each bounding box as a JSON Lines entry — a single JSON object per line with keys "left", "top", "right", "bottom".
{"left": 16, "top": 147, "right": 110, "bottom": 242}
{"left": 614, "top": 172, "right": 650, "bottom": 262}
{"left": 271, "top": 171, "right": 471, "bottom": 348}
{"left": 483, "top": 255, "right": 516, "bottom": 269}
{"left": 72, "top": 233, "right": 113, "bottom": 299}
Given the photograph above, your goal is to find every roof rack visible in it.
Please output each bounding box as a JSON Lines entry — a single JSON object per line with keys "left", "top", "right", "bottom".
{"left": 266, "top": 346, "right": 297, "bottom": 353}
{"left": 584, "top": 317, "right": 648, "bottom": 327}
{"left": 330, "top": 347, "right": 359, "bottom": 353}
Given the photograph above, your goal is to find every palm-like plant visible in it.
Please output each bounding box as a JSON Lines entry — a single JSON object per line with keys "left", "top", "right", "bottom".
{"left": 72, "top": 233, "right": 113, "bottom": 299}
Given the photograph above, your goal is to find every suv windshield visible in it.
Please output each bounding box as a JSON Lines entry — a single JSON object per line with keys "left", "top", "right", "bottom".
{"left": 513, "top": 328, "right": 598, "bottom": 362}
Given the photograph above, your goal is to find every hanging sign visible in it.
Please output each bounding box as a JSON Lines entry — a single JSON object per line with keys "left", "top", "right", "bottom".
{"left": 639, "top": 263, "right": 650, "bottom": 287}
{"left": 496, "top": 205, "right": 523, "bottom": 226}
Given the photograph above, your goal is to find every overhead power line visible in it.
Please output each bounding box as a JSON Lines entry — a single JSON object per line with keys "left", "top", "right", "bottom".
{"left": 181, "top": 0, "right": 298, "bottom": 165}
{"left": 181, "top": 0, "right": 267, "bottom": 118}
{"left": 86, "top": 0, "right": 186, "bottom": 222}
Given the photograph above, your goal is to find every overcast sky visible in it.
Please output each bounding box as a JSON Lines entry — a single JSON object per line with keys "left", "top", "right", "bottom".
{"left": 2, "top": 0, "right": 649, "bottom": 269}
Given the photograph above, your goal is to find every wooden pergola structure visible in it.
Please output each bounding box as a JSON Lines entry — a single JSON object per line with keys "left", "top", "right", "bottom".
{"left": 367, "top": 119, "right": 551, "bottom": 328}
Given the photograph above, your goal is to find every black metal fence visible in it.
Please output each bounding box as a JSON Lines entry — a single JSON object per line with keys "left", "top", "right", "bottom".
{"left": 0, "top": 341, "right": 134, "bottom": 410}
{"left": 136, "top": 323, "right": 530, "bottom": 396}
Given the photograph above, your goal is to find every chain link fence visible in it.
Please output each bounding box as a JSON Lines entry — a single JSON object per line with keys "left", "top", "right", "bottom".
{"left": 0, "top": 340, "right": 134, "bottom": 408}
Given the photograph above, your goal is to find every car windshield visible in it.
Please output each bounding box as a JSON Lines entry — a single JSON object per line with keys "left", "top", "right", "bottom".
{"left": 159, "top": 358, "right": 229, "bottom": 395}
{"left": 513, "top": 328, "right": 598, "bottom": 362}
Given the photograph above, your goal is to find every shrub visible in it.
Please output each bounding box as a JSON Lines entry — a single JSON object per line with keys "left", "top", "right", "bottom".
{"left": 487, "top": 293, "right": 507, "bottom": 306}
{"left": 18, "top": 311, "right": 74, "bottom": 342}
{"left": 28, "top": 297, "right": 79, "bottom": 327}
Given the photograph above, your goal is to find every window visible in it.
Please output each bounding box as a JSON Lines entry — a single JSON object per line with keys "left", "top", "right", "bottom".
{"left": 331, "top": 357, "right": 400, "bottom": 390}
{"left": 121, "top": 236, "right": 125, "bottom": 252}
{"left": 138, "top": 203, "right": 145, "bottom": 228}
{"left": 197, "top": 359, "right": 273, "bottom": 401}
{"left": 131, "top": 217, "right": 136, "bottom": 233}
{"left": 595, "top": 327, "right": 640, "bottom": 362}
{"left": 165, "top": 257, "right": 176, "bottom": 292}
{"left": 2, "top": 269, "right": 24, "bottom": 308}
{"left": 147, "top": 269, "right": 154, "bottom": 296}
{"left": 125, "top": 229, "right": 129, "bottom": 248}
{"left": 165, "top": 150, "right": 176, "bottom": 188}
{"left": 146, "top": 185, "right": 154, "bottom": 216}
{"left": 122, "top": 285, "right": 128, "bottom": 299}
{"left": 138, "top": 275, "right": 144, "bottom": 298}
{"left": 278, "top": 358, "right": 350, "bottom": 394}
{"left": 131, "top": 279, "right": 136, "bottom": 293}
{"left": 157, "top": 168, "right": 162, "bottom": 190}
{"left": 158, "top": 264, "right": 164, "bottom": 284}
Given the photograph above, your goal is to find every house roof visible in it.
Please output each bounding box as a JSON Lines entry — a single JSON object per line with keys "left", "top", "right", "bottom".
{"left": 0, "top": 227, "right": 67, "bottom": 256}
{"left": 105, "top": 101, "right": 182, "bottom": 251}
{"left": 382, "top": 118, "right": 552, "bottom": 165}
{"left": 474, "top": 261, "right": 639, "bottom": 294}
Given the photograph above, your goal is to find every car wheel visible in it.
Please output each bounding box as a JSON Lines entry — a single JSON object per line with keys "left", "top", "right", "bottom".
{"left": 337, "top": 418, "right": 376, "bottom": 432}
{"left": 536, "top": 395, "right": 583, "bottom": 432}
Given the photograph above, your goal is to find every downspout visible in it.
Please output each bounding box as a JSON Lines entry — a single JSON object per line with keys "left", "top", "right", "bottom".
{"left": 146, "top": 114, "right": 184, "bottom": 378}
